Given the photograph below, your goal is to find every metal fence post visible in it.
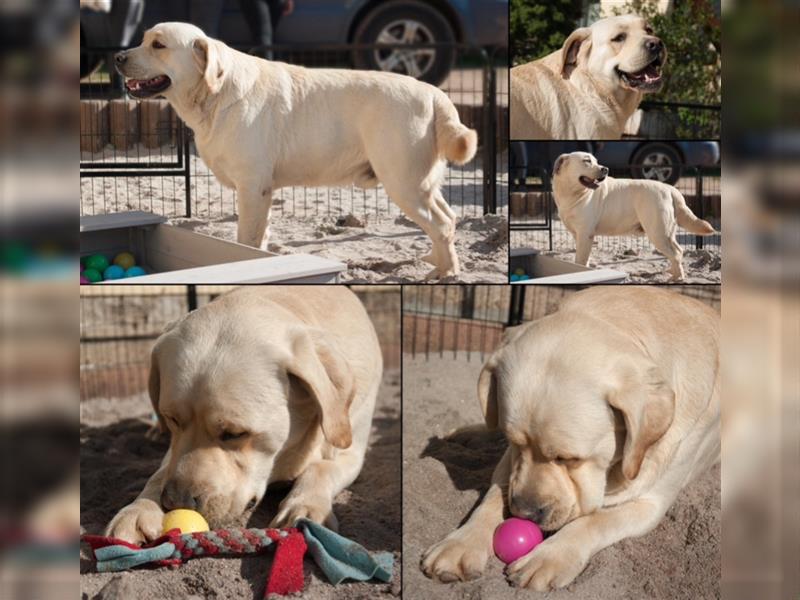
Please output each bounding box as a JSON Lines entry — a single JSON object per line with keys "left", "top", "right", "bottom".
{"left": 482, "top": 54, "right": 497, "bottom": 214}
{"left": 507, "top": 286, "right": 525, "bottom": 327}
{"left": 187, "top": 284, "right": 197, "bottom": 312}
{"left": 695, "top": 168, "right": 704, "bottom": 250}
{"left": 460, "top": 285, "right": 476, "bottom": 319}
{"left": 184, "top": 133, "right": 192, "bottom": 218}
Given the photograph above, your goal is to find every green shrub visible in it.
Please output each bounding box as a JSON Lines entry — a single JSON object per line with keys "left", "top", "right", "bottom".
{"left": 510, "top": 0, "right": 583, "bottom": 66}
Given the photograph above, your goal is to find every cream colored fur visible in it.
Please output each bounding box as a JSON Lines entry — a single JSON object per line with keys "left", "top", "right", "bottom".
{"left": 510, "top": 15, "right": 666, "bottom": 139}
{"left": 116, "top": 22, "right": 478, "bottom": 279}
{"left": 105, "top": 286, "right": 383, "bottom": 543}
{"left": 552, "top": 151, "right": 716, "bottom": 281}
{"left": 422, "top": 287, "right": 719, "bottom": 591}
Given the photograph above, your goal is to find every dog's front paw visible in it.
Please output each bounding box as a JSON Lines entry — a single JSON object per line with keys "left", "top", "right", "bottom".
{"left": 506, "top": 537, "right": 589, "bottom": 591}
{"left": 270, "top": 497, "right": 337, "bottom": 531}
{"left": 104, "top": 499, "right": 164, "bottom": 544}
{"left": 420, "top": 528, "right": 492, "bottom": 583}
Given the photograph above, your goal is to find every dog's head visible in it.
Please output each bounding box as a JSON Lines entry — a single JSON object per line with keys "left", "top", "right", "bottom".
{"left": 148, "top": 300, "right": 354, "bottom": 526}
{"left": 560, "top": 15, "right": 666, "bottom": 93}
{"left": 113, "top": 22, "right": 228, "bottom": 100}
{"left": 478, "top": 314, "right": 674, "bottom": 531}
{"left": 553, "top": 152, "right": 609, "bottom": 190}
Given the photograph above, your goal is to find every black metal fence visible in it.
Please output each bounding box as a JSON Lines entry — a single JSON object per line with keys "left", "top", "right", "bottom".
{"left": 403, "top": 285, "right": 721, "bottom": 360}
{"left": 637, "top": 100, "right": 721, "bottom": 140}
{"left": 80, "top": 43, "right": 508, "bottom": 222}
{"left": 80, "top": 285, "right": 400, "bottom": 401}
{"left": 509, "top": 164, "right": 721, "bottom": 255}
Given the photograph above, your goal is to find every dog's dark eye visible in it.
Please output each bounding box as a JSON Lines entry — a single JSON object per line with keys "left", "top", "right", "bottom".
{"left": 645, "top": 26, "right": 654, "bottom": 35}
{"left": 221, "top": 430, "right": 247, "bottom": 442}
{"left": 152, "top": 40, "right": 165, "bottom": 49}
{"left": 612, "top": 33, "right": 627, "bottom": 43}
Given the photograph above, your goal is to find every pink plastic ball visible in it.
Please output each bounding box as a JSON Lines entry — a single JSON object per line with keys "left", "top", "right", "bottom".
{"left": 80, "top": 275, "right": 90, "bottom": 284}
{"left": 493, "top": 517, "right": 544, "bottom": 564}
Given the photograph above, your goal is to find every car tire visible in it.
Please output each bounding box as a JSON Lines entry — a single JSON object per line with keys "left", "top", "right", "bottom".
{"left": 351, "top": 0, "right": 456, "bottom": 86}
{"left": 631, "top": 143, "right": 683, "bottom": 185}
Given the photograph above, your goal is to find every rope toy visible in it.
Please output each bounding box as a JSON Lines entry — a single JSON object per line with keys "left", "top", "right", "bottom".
{"left": 81, "top": 519, "right": 393, "bottom": 597}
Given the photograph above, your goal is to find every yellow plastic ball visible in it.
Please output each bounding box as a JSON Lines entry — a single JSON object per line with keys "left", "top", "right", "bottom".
{"left": 113, "top": 252, "right": 136, "bottom": 270}
{"left": 162, "top": 509, "right": 209, "bottom": 535}
{"left": 513, "top": 267, "right": 526, "bottom": 276}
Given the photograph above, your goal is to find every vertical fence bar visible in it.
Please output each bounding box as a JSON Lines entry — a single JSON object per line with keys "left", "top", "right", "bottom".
{"left": 183, "top": 133, "right": 192, "bottom": 218}
{"left": 187, "top": 284, "right": 198, "bottom": 312}
{"left": 482, "top": 55, "right": 497, "bottom": 214}
{"left": 695, "top": 168, "right": 704, "bottom": 250}
{"left": 508, "top": 286, "right": 525, "bottom": 326}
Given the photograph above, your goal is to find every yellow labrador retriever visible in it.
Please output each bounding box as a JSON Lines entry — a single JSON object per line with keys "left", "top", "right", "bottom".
{"left": 553, "top": 152, "right": 716, "bottom": 280}
{"left": 510, "top": 15, "right": 666, "bottom": 139}
{"left": 422, "top": 286, "right": 719, "bottom": 590}
{"left": 114, "top": 22, "right": 478, "bottom": 279}
{"left": 105, "top": 286, "right": 382, "bottom": 543}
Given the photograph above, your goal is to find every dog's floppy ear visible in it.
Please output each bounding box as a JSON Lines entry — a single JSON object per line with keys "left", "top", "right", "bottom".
{"left": 607, "top": 355, "right": 675, "bottom": 480}
{"left": 553, "top": 154, "right": 569, "bottom": 175}
{"left": 560, "top": 27, "right": 592, "bottom": 78}
{"left": 147, "top": 316, "right": 187, "bottom": 433}
{"left": 192, "top": 37, "right": 226, "bottom": 94}
{"left": 286, "top": 328, "right": 354, "bottom": 449}
{"left": 477, "top": 360, "right": 499, "bottom": 430}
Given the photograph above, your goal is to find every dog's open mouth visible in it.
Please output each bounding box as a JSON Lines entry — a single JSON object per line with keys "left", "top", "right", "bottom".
{"left": 579, "top": 174, "right": 605, "bottom": 189}
{"left": 616, "top": 56, "right": 663, "bottom": 91}
{"left": 125, "top": 75, "right": 171, "bottom": 98}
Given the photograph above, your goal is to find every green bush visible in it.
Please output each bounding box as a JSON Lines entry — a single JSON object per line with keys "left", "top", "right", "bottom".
{"left": 510, "top": 0, "right": 583, "bottom": 66}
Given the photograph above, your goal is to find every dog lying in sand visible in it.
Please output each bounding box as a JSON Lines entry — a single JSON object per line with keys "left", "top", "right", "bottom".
{"left": 105, "top": 287, "right": 382, "bottom": 543}
{"left": 422, "top": 286, "right": 720, "bottom": 591}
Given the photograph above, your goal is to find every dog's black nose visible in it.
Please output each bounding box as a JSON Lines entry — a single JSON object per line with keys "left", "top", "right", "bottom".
{"left": 114, "top": 51, "right": 127, "bottom": 65}
{"left": 160, "top": 480, "right": 198, "bottom": 511}
{"left": 646, "top": 38, "right": 663, "bottom": 53}
{"left": 600, "top": 166, "right": 609, "bottom": 176}
{"left": 510, "top": 496, "right": 549, "bottom": 524}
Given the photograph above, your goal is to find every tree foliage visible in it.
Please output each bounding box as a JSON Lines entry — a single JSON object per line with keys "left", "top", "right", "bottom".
{"left": 510, "top": 0, "right": 583, "bottom": 66}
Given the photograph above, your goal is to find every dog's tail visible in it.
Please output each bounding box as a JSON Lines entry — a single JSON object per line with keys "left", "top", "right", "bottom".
{"left": 671, "top": 188, "right": 716, "bottom": 235}
{"left": 433, "top": 91, "right": 477, "bottom": 165}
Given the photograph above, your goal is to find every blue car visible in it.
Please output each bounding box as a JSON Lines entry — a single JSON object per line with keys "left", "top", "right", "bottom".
{"left": 513, "top": 141, "right": 720, "bottom": 186}
{"left": 82, "top": 0, "right": 508, "bottom": 85}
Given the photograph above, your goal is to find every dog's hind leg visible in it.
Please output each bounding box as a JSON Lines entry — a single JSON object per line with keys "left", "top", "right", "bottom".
{"left": 644, "top": 225, "right": 685, "bottom": 281}
{"left": 383, "top": 179, "right": 459, "bottom": 280}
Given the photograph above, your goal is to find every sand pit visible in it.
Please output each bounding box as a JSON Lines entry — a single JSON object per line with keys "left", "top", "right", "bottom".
{"left": 80, "top": 369, "right": 401, "bottom": 600}
{"left": 171, "top": 213, "right": 508, "bottom": 284}
{"left": 545, "top": 247, "right": 722, "bottom": 284}
{"left": 80, "top": 144, "right": 509, "bottom": 283}
{"left": 403, "top": 355, "right": 720, "bottom": 599}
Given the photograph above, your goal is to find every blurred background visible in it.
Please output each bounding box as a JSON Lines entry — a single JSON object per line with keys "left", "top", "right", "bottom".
{"left": 1, "top": 0, "right": 799, "bottom": 598}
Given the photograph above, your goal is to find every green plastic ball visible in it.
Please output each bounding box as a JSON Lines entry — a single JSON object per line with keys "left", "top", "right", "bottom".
{"left": 82, "top": 268, "right": 102, "bottom": 283}
{"left": 84, "top": 254, "right": 109, "bottom": 272}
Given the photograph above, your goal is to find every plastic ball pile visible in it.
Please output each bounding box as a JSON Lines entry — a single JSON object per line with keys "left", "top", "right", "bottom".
{"left": 80, "top": 252, "right": 146, "bottom": 283}
{"left": 510, "top": 267, "right": 531, "bottom": 282}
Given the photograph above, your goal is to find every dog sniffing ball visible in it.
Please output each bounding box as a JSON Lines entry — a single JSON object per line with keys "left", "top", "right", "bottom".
{"left": 162, "top": 509, "right": 210, "bottom": 535}
{"left": 493, "top": 517, "right": 543, "bottom": 564}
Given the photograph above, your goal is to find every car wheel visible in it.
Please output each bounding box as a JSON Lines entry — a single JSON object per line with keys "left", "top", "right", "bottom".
{"left": 631, "top": 143, "right": 683, "bottom": 185}
{"left": 352, "top": 0, "right": 456, "bottom": 86}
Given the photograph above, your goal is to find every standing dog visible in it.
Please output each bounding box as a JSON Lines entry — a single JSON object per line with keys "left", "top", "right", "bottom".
{"left": 552, "top": 152, "right": 715, "bottom": 280}
{"left": 114, "top": 22, "right": 477, "bottom": 279}
{"left": 510, "top": 15, "right": 666, "bottom": 139}
{"left": 105, "top": 286, "right": 383, "bottom": 543}
{"left": 422, "top": 286, "right": 719, "bottom": 591}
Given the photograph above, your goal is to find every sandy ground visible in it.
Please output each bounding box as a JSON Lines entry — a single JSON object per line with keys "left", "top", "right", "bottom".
{"left": 544, "top": 247, "right": 722, "bottom": 284}
{"left": 80, "top": 369, "right": 401, "bottom": 600}
{"left": 403, "top": 355, "right": 720, "bottom": 600}
{"left": 171, "top": 213, "right": 508, "bottom": 284}
{"left": 80, "top": 144, "right": 509, "bottom": 283}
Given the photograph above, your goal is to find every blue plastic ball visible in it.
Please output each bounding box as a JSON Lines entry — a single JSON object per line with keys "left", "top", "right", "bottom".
{"left": 510, "top": 274, "right": 520, "bottom": 282}
{"left": 124, "top": 266, "right": 147, "bottom": 278}
{"left": 103, "top": 265, "right": 125, "bottom": 280}
{"left": 518, "top": 275, "right": 530, "bottom": 281}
